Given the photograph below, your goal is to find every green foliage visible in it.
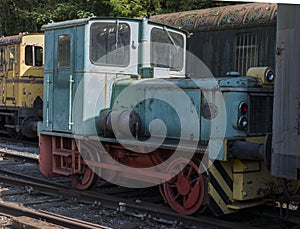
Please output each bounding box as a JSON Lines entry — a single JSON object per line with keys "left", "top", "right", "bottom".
{"left": 0, "top": 0, "right": 93, "bottom": 35}
{"left": 33, "top": 3, "right": 92, "bottom": 25}
{"left": 160, "top": 0, "right": 234, "bottom": 13}
{"left": 107, "top": 0, "right": 161, "bottom": 17}
{"left": 0, "top": 0, "right": 238, "bottom": 35}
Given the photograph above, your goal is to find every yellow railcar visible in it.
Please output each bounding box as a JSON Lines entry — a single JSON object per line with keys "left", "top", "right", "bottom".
{"left": 0, "top": 33, "right": 44, "bottom": 138}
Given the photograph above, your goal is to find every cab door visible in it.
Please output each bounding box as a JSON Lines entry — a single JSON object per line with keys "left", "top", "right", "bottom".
{"left": 52, "top": 31, "right": 75, "bottom": 132}
{"left": 5, "top": 45, "right": 17, "bottom": 106}
{"left": 0, "top": 47, "right": 5, "bottom": 104}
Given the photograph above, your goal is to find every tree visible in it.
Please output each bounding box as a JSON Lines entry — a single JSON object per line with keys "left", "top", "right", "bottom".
{"left": 0, "top": 0, "right": 93, "bottom": 35}
{"left": 160, "top": 0, "right": 235, "bottom": 14}
{"left": 0, "top": 0, "right": 238, "bottom": 35}
{"left": 103, "top": 0, "right": 161, "bottom": 17}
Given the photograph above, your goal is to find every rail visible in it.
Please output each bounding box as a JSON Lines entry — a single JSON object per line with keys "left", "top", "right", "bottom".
{"left": 0, "top": 169, "right": 248, "bottom": 229}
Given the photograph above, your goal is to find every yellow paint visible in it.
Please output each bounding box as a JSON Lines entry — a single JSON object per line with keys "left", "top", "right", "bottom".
{"left": 233, "top": 160, "right": 260, "bottom": 173}
{"left": 208, "top": 151, "right": 290, "bottom": 214}
{"left": 209, "top": 162, "right": 233, "bottom": 200}
{"left": 227, "top": 200, "right": 266, "bottom": 210}
{"left": 233, "top": 160, "right": 282, "bottom": 201}
{"left": 0, "top": 34, "right": 44, "bottom": 107}
{"left": 208, "top": 160, "right": 236, "bottom": 215}
{"left": 244, "top": 136, "right": 266, "bottom": 144}
{"left": 246, "top": 66, "right": 274, "bottom": 87}
{"left": 208, "top": 183, "right": 237, "bottom": 215}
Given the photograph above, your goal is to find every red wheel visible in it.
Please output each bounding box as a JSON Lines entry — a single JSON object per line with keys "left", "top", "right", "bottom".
{"left": 71, "top": 166, "right": 97, "bottom": 190}
{"left": 70, "top": 144, "right": 99, "bottom": 190}
{"left": 163, "top": 158, "right": 207, "bottom": 215}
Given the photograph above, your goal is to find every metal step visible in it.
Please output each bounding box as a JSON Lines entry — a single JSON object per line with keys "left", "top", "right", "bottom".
{"left": 52, "top": 168, "right": 71, "bottom": 176}
{"left": 53, "top": 149, "right": 72, "bottom": 157}
{"left": 227, "top": 200, "right": 265, "bottom": 210}
{"left": 4, "top": 124, "right": 15, "bottom": 129}
{"left": 0, "top": 112, "right": 15, "bottom": 116}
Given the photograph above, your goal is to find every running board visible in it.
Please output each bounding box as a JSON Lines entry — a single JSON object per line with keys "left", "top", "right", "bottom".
{"left": 227, "top": 200, "right": 266, "bottom": 210}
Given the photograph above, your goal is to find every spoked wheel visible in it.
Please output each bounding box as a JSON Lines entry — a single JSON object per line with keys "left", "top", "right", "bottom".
{"left": 8, "top": 128, "right": 22, "bottom": 140}
{"left": 70, "top": 144, "right": 99, "bottom": 190}
{"left": 21, "top": 115, "right": 40, "bottom": 139}
{"left": 6, "top": 116, "right": 22, "bottom": 140}
{"left": 163, "top": 158, "right": 207, "bottom": 215}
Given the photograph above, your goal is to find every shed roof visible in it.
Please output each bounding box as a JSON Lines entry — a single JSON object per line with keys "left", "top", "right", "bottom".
{"left": 150, "top": 3, "right": 277, "bottom": 32}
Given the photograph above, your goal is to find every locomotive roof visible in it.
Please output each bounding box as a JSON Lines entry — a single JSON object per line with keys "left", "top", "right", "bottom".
{"left": 150, "top": 3, "right": 277, "bottom": 32}
{"left": 41, "top": 17, "right": 185, "bottom": 33}
{"left": 0, "top": 34, "right": 22, "bottom": 45}
{"left": 0, "top": 33, "right": 42, "bottom": 45}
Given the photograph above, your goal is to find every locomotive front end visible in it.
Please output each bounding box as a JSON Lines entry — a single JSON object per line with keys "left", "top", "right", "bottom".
{"left": 95, "top": 67, "right": 280, "bottom": 216}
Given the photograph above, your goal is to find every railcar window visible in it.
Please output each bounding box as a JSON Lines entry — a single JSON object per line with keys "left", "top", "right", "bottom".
{"left": 57, "top": 34, "right": 70, "bottom": 67}
{"left": 235, "top": 33, "right": 258, "bottom": 75}
{"left": 90, "top": 22, "right": 130, "bottom": 66}
{"left": 8, "top": 46, "right": 15, "bottom": 70}
{"left": 25, "top": 45, "right": 43, "bottom": 66}
{"left": 150, "top": 28, "right": 184, "bottom": 71}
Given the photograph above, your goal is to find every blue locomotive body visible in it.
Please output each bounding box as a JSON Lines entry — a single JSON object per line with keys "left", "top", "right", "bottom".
{"left": 99, "top": 77, "right": 273, "bottom": 161}
{"left": 38, "top": 5, "right": 300, "bottom": 216}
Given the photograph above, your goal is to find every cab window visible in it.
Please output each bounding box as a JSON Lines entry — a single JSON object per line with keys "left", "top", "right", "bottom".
{"left": 25, "top": 45, "right": 43, "bottom": 66}
{"left": 151, "top": 28, "right": 184, "bottom": 71}
{"left": 8, "top": 46, "right": 15, "bottom": 70}
{"left": 57, "top": 34, "right": 70, "bottom": 68}
{"left": 90, "top": 22, "right": 130, "bottom": 66}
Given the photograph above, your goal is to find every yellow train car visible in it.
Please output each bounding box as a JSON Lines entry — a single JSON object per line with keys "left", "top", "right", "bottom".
{"left": 0, "top": 33, "right": 44, "bottom": 138}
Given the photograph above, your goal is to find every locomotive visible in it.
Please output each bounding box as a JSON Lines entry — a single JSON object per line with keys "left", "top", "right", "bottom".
{"left": 0, "top": 33, "right": 44, "bottom": 139}
{"left": 38, "top": 11, "right": 300, "bottom": 216}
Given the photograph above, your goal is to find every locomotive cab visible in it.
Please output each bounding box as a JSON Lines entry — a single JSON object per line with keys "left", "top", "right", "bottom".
{"left": 40, "top": 17, "right": 187, "bottom": 136}
{"left": 39, "top": 17, "right": 188, "bottom": 182}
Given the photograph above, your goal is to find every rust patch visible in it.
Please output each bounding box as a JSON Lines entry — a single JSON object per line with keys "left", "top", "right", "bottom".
{"left": 150, "top": 3, "right": 277, "bottom": 32}
{"left": 257, "top": 180, "right": 281, "bottom": 196}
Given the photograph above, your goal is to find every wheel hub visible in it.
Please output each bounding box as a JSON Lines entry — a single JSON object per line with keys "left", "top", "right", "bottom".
{"left": 176, "top": 174, "right": 191, "bottom": 195}
{"left": 163, "top": 158, "right": 207, "bottom": 215}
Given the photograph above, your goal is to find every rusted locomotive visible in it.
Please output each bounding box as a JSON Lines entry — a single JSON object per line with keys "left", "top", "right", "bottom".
{"left": 0, "top": 33, "right": 44, "bottom": 139}
{"left": 37, "top": 6, "right": 300, "bottom": 216}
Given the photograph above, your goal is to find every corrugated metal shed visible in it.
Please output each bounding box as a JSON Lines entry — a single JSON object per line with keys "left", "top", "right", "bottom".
{"left": 150, "top": 3, "right": 277, "bottom": 32}
{"left": 272, "top": 4, "right": 300, "bottom": 180}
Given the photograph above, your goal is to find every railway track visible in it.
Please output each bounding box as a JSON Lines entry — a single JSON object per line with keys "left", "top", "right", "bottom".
{"left": 0, "top": 142, "right": 298, "bottom": 228}
{"left": 0, "top": 135, "right": 38, "bottom": 147}
{"left": 0, "top": 166, "right": 245, "bottom": 228}
{"left": 0, "top": 201, "right": 109, "bottom": 229}
{"left": 0, "top": 137, "right": 39, "bottom": 162}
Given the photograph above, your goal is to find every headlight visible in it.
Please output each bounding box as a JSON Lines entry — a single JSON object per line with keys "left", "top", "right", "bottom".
{"left": 238, "top": 116, "right": 248, "bottom": 130}
{"left": 266, "top": 69, "right": 275, "bottom": 82}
